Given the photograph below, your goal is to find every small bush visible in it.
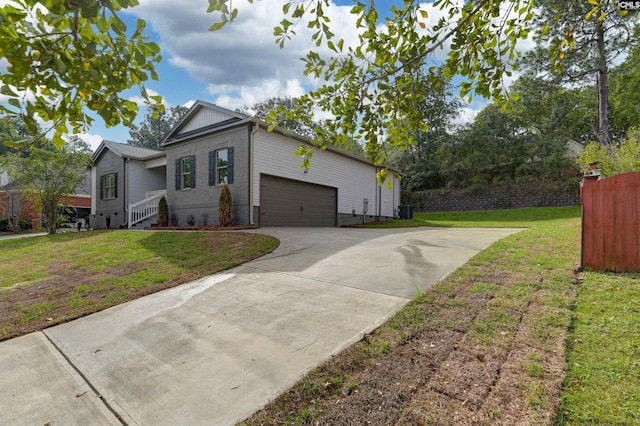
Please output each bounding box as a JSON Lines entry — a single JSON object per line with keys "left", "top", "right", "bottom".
{"left": 0, "top": 216, "right": 32, "bottom": 232}
{"left": 201, "top": 213, "right": 209, "bottom": 226}
{"left": 218, "top": 184, "right": 234, "bottom": 227}
{"left": 186, "top": 214, "right": 195, "bottom": 226}
{"left": 170, "top": 213, "right": 179, "bottom": 226}
{"left": 157, "top": 196, "right": 169, "bottom": 226}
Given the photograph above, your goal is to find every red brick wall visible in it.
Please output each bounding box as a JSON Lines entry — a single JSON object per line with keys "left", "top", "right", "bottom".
{"left": 0, "top": 191, "right": 41, "bottom": 229}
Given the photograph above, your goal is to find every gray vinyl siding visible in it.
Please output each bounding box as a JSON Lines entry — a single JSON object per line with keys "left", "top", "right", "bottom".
{"left": 165, "top": 125, "right": 250, "bottom": 225}
{"left": 178, "top": 109, "right": 238, "bottom": 134}
{"left": 93, "top": 149, "right": 126, "bottom": 229}
{"left": 379, "top": 173, "right": 400, "bottom": 218}
{"left": 127, "top": 160, "right": 166, "bottom": 205}
{"left": 252, "top": 130, "right": 400, "bottom": 223}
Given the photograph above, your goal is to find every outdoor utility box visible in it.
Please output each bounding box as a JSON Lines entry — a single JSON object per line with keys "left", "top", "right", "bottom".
{"left": 399, "top": 205, "right": 413, "bottom": 219}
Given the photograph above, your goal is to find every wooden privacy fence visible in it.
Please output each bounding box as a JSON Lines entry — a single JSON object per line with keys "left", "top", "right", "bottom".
{"left": 581, "top": 171, "right": 640, "bottom": 272}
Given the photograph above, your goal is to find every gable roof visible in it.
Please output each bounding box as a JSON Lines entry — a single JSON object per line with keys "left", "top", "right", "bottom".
{"left": 160, "top": 101, "right": 250, "bottom": 146}
{"left": 158, "top": 100, "right": 402, "bottom": 173}
{"left": 92, "top": 140, "right": 166, "bottom": 163}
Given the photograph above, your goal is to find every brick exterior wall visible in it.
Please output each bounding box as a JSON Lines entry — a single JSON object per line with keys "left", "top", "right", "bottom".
{"left": 404, "top": 183, "right": 581, "bottom": 212}
{"left": 0, "top": 191, "right": 41, "bottom": 228}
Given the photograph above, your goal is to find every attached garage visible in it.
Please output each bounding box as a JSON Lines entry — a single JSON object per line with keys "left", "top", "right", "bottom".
{"left": 160, "top": 102, "right": 401, "bottom": 227}
{"left": 259, "top": 174, "right": 337, "bottom": 227}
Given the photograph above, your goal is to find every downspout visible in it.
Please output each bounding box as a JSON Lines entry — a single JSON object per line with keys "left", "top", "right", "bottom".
{"left": 378, "top": 169, "right": 382, "bottom": 221}
{"left": 90, "top": 166, "right": 97, "bottom": 216}
{"left": 124, "top": 158, "right": 128, "bottom": 228}
{"left": 393, "top": 174, "right": 397, "bottom": 218}
{"left": 249, "top": 123, "right": 259, "bottom": 226}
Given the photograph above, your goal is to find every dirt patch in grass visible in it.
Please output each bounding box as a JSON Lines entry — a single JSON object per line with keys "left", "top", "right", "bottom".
{"left": 0, "top": 231, "right": 278, "bottom": 341}
{"left": 241, "top": 221, "right": 580, "bottom": 425}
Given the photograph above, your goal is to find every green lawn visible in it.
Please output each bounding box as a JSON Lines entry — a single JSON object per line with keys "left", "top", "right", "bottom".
{"left": 558, "top": 270, "right": 640, "bottom": 425}
{"left": 0, "top": 230, "right": 279, "bottom": 340}
{"left": 357, "top": 205, "right": 581, "bottom": 228}
{"left": 243, "top": 205, "right": 640, "bottom": 425}
{"left": 391, "top": 205, "right": 640, "bottom": 424}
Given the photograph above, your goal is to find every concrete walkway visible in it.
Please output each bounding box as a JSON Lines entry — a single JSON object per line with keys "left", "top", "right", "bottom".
{"left": 0, "top": 231, "right": 48, "bottom": 240}
{"left": 0, "top": 226, "right": 520, "bottom": 426}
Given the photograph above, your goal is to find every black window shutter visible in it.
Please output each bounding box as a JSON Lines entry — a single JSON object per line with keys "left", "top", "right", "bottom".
{"left": 208, "top": 151, "right": 215, "bottom": 186}
{"left": 100, "top": 175, "right": 104, "bottom": 200}
{"left": 227, "top": 147, "right": 234, "bottom": 184}
{"left": 175, "top": 159, "right": 181, "bottom": 190}
{"left": 114, "top": 173, "right": 118, "bottom": 198}
{"left": 190, "top": 155, "right": 196, "bottom": 188}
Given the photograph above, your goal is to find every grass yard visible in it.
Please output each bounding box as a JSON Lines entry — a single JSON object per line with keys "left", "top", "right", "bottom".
{"left": 558, "top": 270, "right": 640, "bottom": 425}
{"left": 242, "top": 205, "right": 640, "bottom": 425}
{"left": 358, "top": 205, "right": 580, "bottom": 228}
{"left": 0, "top": 230, "right": 279, "bottom": 341}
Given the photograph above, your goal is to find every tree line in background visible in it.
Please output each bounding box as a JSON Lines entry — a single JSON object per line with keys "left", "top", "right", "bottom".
{"left": 392, "top": 1, "right": 639, "bottom": 193}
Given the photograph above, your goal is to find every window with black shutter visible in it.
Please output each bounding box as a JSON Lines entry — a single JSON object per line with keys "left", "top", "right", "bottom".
{"left": 209, "top": 147, "right": 234, "bottom": 186}
{"left": 177, "top": 156, "right": 195, "bottom": 189}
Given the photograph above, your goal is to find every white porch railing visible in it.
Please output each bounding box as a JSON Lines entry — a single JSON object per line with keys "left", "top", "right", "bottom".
{"left": 128, "top": 190, "right": 166, "bottom": 229}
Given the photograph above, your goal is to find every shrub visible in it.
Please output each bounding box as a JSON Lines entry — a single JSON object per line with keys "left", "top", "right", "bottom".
{"left": 8, "top": 216, "right": 31, "bottom": 232}
{"left": 170, "top": 213, "right": 178, "bottom": 226}
{"left": 157, "top": 196, "right": 169, "bottom": 226}
{"left": 218, "top": 184, "right": 234, "bottom": 227}
{"left": 0, "top": 216, "right": 32, "bottom": 232}
{"left": 186, "top": 214, "right": 195, "bottom": 226}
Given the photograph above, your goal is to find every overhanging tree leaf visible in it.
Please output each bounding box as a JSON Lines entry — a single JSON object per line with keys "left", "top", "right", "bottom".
{"left": 206, "top": 0, "right": 537, "bottom": 171}
{"left": 206, "top": 0, "right": 638, "bottom": 170}
{"left": 0, "top": 0, "right": 163, "bottom": 149}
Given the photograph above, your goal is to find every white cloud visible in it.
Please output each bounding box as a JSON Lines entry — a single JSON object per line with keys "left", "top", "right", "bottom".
{"left": 415, "top": 0, "right": 536, "bottom": 67}
{"left": 209, "top": 79, "right": 307, "bottom": 110}
{"left": 454, "top": 107, "right": 478, "bottom": 125}
{"left": 76, "top": 133, "right": 104, "bottom": 152}
{"left": 130, "top": 0, "right": 359, "bottom": 106}
{"left": 183, "top": 99, "right": 197, "bottom": 109}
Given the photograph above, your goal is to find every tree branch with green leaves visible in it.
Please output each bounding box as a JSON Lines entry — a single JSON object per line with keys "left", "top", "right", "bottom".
{"left": 207, "top": 0, "right": 537, "bottom": 168}
{"left": 0, "top": 0, "right": 163, "bottom": 149}
{"left": 207, "top": 0, "right": 637, "bottom": 167}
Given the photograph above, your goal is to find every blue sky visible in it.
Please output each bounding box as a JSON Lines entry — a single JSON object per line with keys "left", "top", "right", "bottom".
{"left": 83, "top": 0, "right": 506, "bottom": 150}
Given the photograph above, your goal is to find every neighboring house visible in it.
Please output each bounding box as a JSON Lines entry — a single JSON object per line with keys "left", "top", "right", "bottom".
{"left": 66, "top": 170, "right": 92, "bottom": 222}
{"left": 0, "top": 168, "right": 92, "bottom": 230}
{"left": 0, "top": 170, "right": 9, "bottom": 187}
{"left": 0, "top": 179, "right": 39, "bottom": 229}
{"left": 564, "top": 138, "right": 585, "bottom": 159}
{"left": 159, "top": 101, "right": 401, "bottom": 227}
{"left": 91, "top": 141, "right": 166, "bottom": 229}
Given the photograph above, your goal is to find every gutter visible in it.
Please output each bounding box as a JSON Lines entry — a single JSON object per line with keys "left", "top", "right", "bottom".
{"left": 124, "top": 158, "right": 128, "bottom": 226}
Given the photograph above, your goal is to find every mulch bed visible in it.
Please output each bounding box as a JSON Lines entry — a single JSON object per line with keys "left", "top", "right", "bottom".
{"left": 145, "top": 225, "right": 259, "bottom": 231}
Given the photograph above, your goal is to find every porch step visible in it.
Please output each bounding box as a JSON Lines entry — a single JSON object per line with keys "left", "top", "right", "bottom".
{"left": 130, "top": 216, "right": 157, "bottom": 230}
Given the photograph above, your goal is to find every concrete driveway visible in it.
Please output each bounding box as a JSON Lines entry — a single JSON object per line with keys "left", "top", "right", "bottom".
{"left": 0, "top": 226, "right": 520, "bottom": 426}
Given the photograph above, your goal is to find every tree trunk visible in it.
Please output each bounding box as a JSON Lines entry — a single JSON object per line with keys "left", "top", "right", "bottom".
{"left": 42, "top": 197, "right": 57, "bottom": 235}
{"left": 596, "top": 23, "right": 611, "bottom": 146}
